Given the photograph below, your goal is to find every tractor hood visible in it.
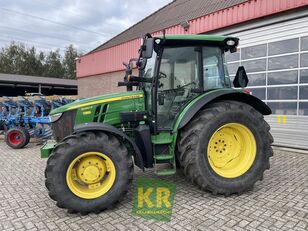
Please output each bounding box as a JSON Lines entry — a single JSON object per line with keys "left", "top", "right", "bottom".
{"left": 50, "top": 91, "right": 144, "bottom": 115}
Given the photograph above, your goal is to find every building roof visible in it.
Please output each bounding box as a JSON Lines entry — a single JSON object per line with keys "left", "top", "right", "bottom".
{"left": 92, "top": 0, "right": 247, "bottom": 53}
{"left": 0, "top": 73, "right": 77, "bottom": 87}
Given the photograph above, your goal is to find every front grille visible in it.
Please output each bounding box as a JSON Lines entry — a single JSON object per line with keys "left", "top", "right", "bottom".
{"left": 52, "top": 110, "right": 76, "bottom": 142}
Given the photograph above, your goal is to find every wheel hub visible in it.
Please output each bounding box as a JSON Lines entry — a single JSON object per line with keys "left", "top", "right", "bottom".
{"left": 208, "top": 127, "right": 240, "bottom": 168}
{"left": 8, "top": 131, "right": 23, "bottom": 145}
{"left": 76, "top": 156, "right": 106, "bottom": 184}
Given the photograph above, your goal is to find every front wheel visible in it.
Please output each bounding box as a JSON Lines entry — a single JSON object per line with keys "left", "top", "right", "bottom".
{"left": 178, "top": 101, "right": 273, "bottom": 195}
{"left": 45, "top": 131, "right": 134, "bottom": 214}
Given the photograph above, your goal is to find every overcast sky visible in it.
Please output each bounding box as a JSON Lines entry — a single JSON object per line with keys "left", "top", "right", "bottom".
{"left": 0, "top": 0, "right": 171, "bottom": 54}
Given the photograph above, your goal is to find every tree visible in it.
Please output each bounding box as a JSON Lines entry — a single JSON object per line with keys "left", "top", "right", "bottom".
{"left": 44, "top": 50, "right": 64, "bottom": 78}
{"left": 63, "top": 45, "right": 78, "bottom": 79}
{"left": 21, "top": 46, "right": 45, "bottom": 76}
{"left": 0, "top": 42, "right": 81, "bottom": 79}
{"left": 0, "top": 42, "right": 27, "bottom": 74}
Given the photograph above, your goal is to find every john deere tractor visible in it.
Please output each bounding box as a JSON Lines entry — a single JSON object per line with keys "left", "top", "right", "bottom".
{"left": 42, "top": 34, "right": 273, "bottom": 214}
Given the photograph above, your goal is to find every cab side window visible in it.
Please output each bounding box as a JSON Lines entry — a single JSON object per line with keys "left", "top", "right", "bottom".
{"left": 203, "top": 47, "right": 225, "bottom": 89}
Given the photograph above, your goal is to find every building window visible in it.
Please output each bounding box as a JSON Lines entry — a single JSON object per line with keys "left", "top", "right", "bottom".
{"left": 267, "top": 86, "right": 297, "bottom": 100}
{"left": 268, "top": 38, "right": 299, "bottom": 56}
{"left": 268, "top": 54, "right": 298, "bottom": 70}
{"left": 242, "top": 59, "right": 266, "bottom": 73}
{"left": 300, "top": 53, "right": 308, "bottom": 67}
{"left": 300, "top": 69, "right": 308, "bottom": 83}
{"left": 247, "top": 88, "right": 266, "bottom": 100}
{"left": 227, "top": 62, "right": 240, "bottom": 75}
{"left": 268, "top": 70, "right": 298, "bottom": 85}
{"left": 225, "top": 49, "right": 240, "bottom": 62}
{"left": 299, "top": 86, "right": 308, "bottom": 99}
{"left": 247, "top": 73, "right": 266, "bottom": 86}
{"left": 225, "top": 36, "right": 308, "bottom": 116}
{"left": 267, "top": 102, "right": 297, "bottom": 115}
{"left": 242, "top": 44, "right": 267, "bottom": 60}
{"left": 301, "top": 36, "right": 308, "bottom": 51}
{"left": 299, "top": 102, "right": 308, "bottom": 115}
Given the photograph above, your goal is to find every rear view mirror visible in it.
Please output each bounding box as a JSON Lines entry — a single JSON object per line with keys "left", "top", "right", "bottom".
{"left": 233, "top": 66, "right": 249, "bottom": 88}
{"left": 141, "top": 38, "right": 154, "bottom": 58}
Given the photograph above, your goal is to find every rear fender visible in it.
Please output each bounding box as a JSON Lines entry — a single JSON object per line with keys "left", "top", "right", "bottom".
{"left": 74, "top": 122, "right": 144, "bottom": 170}
{"left": 174, "top": 89, "right": 271, "bottom": 132}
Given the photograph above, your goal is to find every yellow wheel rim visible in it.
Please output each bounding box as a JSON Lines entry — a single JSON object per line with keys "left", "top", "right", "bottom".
{"left": 66, "top": 152, "right": 116, "bottom": 199}
{"left": 207, "top": 123, "right": 256, "bottom": 178}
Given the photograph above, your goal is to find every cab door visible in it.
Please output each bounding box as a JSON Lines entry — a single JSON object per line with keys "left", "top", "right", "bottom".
{"left": 156, "top": 46, "right": 201, "bottom": 130}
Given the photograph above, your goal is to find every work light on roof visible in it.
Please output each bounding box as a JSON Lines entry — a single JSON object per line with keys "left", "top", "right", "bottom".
{"left": 226, "top": 39, "right": 236, "bottom": 46}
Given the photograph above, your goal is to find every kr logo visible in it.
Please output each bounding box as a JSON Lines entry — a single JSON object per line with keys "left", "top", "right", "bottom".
{"left": 133, "top": 177, "right": 176, "bottom": 221}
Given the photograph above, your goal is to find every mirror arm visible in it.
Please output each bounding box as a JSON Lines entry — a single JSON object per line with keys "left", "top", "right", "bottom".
{"left": 129, "top": 75, "right": 152, "bottom": 83}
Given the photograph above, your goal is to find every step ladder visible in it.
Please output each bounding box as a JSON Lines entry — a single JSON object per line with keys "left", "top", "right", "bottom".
{"left": 152, "top": 134, "right": 176, "bottom": 176}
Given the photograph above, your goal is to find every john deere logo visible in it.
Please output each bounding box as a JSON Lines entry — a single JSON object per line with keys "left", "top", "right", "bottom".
{"left": 133, "top": 177, "right": 176, "bottom": 221}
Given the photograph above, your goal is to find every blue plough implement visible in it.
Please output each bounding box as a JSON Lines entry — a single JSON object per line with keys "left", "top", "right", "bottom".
{"left": 1, "top": 96, "right": 73, "bottom": 149}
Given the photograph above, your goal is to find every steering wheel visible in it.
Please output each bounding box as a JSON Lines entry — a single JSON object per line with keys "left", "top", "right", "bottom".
{"left": 176, "top": 81, "right": 196, "bottom": 89}
{"left": 158, "top": 71, "right": 167, "bottom": 79}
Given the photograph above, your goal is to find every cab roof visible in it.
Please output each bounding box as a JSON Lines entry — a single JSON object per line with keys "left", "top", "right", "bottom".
{"left": 153, "top": 34, "right": 239, "bottom": 49}
{"left": 154, "top": 34, "right": 236, "bottom": 41}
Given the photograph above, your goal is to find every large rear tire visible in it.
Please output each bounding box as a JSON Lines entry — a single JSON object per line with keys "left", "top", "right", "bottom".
{"left": 178, "top": 101, "right": 273, "bottom": 195}
{"left": 5, "top": 127, "right": 30, "bottom": 149}
{"left": 45, "top": 131, "right": 134, "bottom": 214}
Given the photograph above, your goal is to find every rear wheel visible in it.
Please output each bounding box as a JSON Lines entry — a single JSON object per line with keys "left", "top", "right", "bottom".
{"left": 5, "top": 127, "right": 30, "bottom": 149}
{"left": 178, "top": 101, "right": 273, "bottom": 195}
{"left": 45, "top": 131, "right": 133, "bottom": 214}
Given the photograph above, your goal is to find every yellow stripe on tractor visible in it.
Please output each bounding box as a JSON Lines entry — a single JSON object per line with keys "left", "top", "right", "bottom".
{"left": 68, "top": 94, "right": 144, "bottom": 110}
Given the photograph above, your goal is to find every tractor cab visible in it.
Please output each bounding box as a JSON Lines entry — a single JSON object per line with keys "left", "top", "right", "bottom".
{"left": 119, "top": 34, "right": 248, "bottom": 131}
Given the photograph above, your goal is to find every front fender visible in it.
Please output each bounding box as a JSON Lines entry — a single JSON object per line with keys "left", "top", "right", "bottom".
{"left": 74, "top": 122, "right": 144, "bottom": 170}
{"left": 173, "top": 89, "right": 271, "bottom": 131}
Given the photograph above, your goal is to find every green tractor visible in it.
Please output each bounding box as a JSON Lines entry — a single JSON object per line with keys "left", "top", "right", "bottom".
{"left": 42, "top": 34, "right": 273, "bottom": 214}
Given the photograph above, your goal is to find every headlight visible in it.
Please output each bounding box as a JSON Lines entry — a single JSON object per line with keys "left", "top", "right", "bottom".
{"left": 49, "top": 113, "right": 63, "bottom": 123}
{"left": 226, "top": 39, "right": 236, "bottom": 46}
